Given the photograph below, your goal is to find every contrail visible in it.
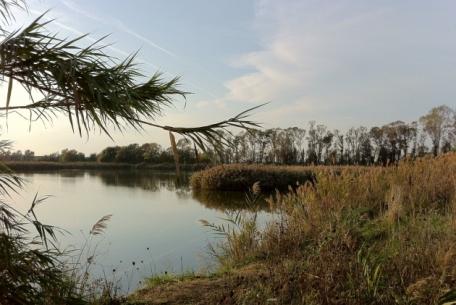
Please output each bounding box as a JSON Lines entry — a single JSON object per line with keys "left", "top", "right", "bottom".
{"left": 37, "top": 2, "right": 223, "bottom": 100}
{"left": 60, "top": 0, "right": 176, "bottom": 58}
{"left": 29, "top": 9, "right": 131, "bottom": 58}
{"left": 116, "top": 22, "right": 177, "bottom": 58}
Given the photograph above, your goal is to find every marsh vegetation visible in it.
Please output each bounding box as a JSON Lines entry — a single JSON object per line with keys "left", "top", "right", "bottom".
{"left": 0, "top": 0, "right": 456, "bottom": 304}
{"left": 133, "top": 153, "right": 456, "bottom": 305}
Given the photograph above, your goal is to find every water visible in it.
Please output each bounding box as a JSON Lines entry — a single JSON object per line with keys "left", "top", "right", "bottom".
{"left": 11, "top": 170, "right": 267, "bottom": 293}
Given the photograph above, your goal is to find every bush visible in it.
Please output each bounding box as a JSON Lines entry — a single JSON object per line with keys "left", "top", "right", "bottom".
{"left": 60, "top": 149, "right": 85, "bottom": 162}
{"left": 0, "top": 170, "right": 86, "bottom": 305}
{"left": 190, "top": 164, "right": 317, "bottom": 191}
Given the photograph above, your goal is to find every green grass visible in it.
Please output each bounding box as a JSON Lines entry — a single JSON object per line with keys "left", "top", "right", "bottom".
{"left": 145, "top": 271, "right": 197, "bottom": 288}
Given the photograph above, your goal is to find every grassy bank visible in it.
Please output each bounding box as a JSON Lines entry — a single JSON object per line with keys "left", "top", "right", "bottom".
{"left": 190, "top": 164, "right": 317, "bottom": 191}
{"left": 133, "top": 153, "right": 456, "bottom": 305}
{"left": 3, "top": 161, "right": 209, "bottom": 172}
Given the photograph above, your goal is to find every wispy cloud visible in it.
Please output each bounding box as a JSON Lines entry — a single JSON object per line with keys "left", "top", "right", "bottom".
{"left": 31, "top": 3, "right": 220, "bottom": 104}
{"left": 60, "top": 0, "right": 176, "bottom": 58}
{"left": 29, "top": 8, "right": 131, "bottom": 58}
{"left": 55, "top": 0, "right": 222, "bottom": 99}
{"left": 201, "top": 0, "right": 456, "bottom": 128}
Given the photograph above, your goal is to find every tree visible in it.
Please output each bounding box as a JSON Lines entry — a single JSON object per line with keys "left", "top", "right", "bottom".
{"left": 447, "top": 110, "right": 456, "bottom": 150}
{"left": 114, "top": 144, "right": 143, "bottom": 163}
{"left": 419, "top": 105, "right": 455, "bottom": 156}
{"left": 23, "top": 149, "right": 34, "bottom": 160}
{"left": 60, "top": 148, "right": 85, "bottom": 162}
{"left": 333, "top": 129, "right": 345, "bottom": 164}
{"left": 290, "top": 127, "right": 306, "bottom": 163}
{"left": 346, "top": 127, "right": 368, "bottom": 164}
{"left": 39, "top": 152, "right": 60, "bottom": 161}
{"left": 87, "top": 153, "right": 97, "bottom": 161}
{"left": 176, "top": 138, "right": 195, "bottom": 163}
{"left": 97, "top": 146, "right": 119, "bottom": 163}
{"left": 141, "top": 143, "right": 162, "bottom": 163}
{"left": 306, "top": 121, "right": 319, "bottom": 164}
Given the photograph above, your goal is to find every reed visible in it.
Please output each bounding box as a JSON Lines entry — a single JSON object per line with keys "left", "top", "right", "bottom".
{"left": 208, "top": 153, "right": 456, "bottom": 305}
{"left": 135, "top": 153, "right": 456, "bottom": 305}
{"left": 190, "top": 164, "right": 318, "bottom": 191}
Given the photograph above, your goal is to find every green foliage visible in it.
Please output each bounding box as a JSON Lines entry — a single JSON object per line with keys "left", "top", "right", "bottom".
{"left": 60, "top": 148, "right": 85, "bottom": 162}
{"left": 96, "top": 142, "right": 205, "bottom": 164}
{"left": 0, "top": 156, "right": 86, "bottom": 304}
{"left": 0, "top": 232, "right": 85, "bottom": 305}
{"left": 0, "top": 13, "right": 185, "bottom": 137}
{"left": 97, "top": 147, "right": 118, "bottom": 163}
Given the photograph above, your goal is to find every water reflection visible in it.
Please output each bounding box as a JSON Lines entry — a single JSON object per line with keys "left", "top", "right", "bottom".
{"left": 21, "top": 170, "right": 269, "bottom": 211}
{"left": 89, "top": 170, "right": 191, "bottom": 193}
{"left": 192, "top": 190, "right": 269, "bottom": 211}
{"left": 14, "top": 170, "right": 271, "bottom": 293}
{"left": 91, "top": 170, "right": 269, "bottom": 211}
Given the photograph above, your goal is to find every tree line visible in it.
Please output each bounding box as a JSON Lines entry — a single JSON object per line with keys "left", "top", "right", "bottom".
{"left": 1, "top": 105, "right": 455, "bottom": 166}
{"left": 0, "top": 140, "right": 208, "bottom": 164}
{"left": 219, "top": 105, "right": 455, "bottom": 165}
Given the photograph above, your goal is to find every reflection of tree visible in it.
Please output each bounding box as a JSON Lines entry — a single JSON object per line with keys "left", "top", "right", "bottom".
{"left": 67, "top": 170, "right": 270, "bottom": 211}
{"left": 191, "top": 190, "right": 269, "bottom": 212}
{"left": 92, "top": 171, "right": 191, "bottom": 192}
{"left": 21, "top": 170, "right": 87, "bottom": 179}
{"left": 58, "top": 171, "right": 86, "bottom": 178}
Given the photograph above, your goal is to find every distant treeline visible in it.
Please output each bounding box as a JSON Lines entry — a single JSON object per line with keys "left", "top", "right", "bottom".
{"left": 215, "top": 104, "right": 456, "bottom": 166}
{"left": 1, "top": 105, "right": 455, "bottom": 166}
{"left": 0, "top": 141, "right": 208, "bottom": 164}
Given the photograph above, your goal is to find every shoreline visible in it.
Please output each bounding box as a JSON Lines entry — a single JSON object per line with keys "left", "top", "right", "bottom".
{"left": 2, "top": 161, "right": 210, "bottom": 172}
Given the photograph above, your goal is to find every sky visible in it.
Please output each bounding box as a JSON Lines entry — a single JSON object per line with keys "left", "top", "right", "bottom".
{"left": 1, "top": 0, "right": 456, "bottom": 155}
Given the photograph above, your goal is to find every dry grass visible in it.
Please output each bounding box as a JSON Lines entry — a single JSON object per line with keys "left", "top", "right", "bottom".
{"left": 190, "top": 164, "right": 317, "bottom": 191}
{"left": 135, "top": 153, "right": 456, "bottom": 305}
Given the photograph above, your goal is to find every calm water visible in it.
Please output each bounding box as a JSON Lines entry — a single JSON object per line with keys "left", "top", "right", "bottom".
{"left": 12, "top": 170, "right": 266, "bottom": 293}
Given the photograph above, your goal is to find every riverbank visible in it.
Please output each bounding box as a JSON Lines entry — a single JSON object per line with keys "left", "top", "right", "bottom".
{"left": 2, "top": 161, "right": 209, "bottom": 172}
{"left": 131, "top": 153, "right": 456, "bottom": 305}
{"left": 130, "top": 264, "right": 266, "bottom": 305}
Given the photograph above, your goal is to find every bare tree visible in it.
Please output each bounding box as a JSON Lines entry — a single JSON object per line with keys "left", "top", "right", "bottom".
{"left": 419, "top": 105, "right": 455, "bottom": 156}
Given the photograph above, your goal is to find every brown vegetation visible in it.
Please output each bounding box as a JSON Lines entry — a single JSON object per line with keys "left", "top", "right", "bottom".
{"left": 190, "top": 164, "right": 316, "bottom": 191}
{"left": 135, "top": 153, "right": 456, "bottom": 305}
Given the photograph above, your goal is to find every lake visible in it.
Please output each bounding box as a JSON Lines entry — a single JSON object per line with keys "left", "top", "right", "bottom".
{"left": 12, "top": 170, "right": 267, "bottom": 293}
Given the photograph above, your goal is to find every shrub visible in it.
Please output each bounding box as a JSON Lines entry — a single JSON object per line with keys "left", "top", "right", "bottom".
{"left": 190, "top": 164, "right": 317, "bottom": 192}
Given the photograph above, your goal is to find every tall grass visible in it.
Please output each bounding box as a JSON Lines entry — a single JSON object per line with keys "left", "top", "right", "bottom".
{"left": 191, "top": 164, "right": 316, "bottom": 191}
{"left": 204, "top": 153, "right": 456, "bottom": 305}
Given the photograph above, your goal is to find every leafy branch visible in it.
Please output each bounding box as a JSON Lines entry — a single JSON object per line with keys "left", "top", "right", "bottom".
{"left": 0, "top": 12, "right": 263, "bottom": 150}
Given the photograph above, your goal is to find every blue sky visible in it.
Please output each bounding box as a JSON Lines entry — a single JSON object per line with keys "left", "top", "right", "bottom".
{"left": 3, "top": 0, "right": 456, "bottom": 154}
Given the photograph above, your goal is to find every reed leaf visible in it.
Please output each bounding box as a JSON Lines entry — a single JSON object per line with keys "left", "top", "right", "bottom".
{"left": 0, "top": 14, "right": 263, "bottom": 150}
